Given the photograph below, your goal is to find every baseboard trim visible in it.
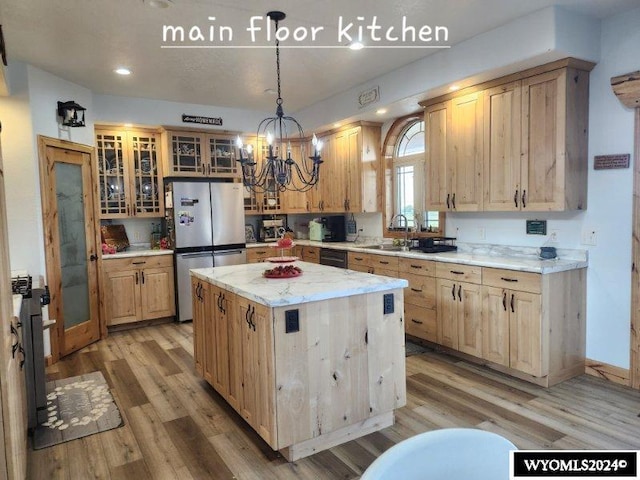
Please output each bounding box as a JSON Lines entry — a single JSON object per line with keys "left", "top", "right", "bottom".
{"left": 585, "top": 358, "right": 630, "bottom": 387}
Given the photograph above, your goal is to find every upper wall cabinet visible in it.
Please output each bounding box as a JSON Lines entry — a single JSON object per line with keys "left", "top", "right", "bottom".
{"left": 95, "top": 128, "right": 163, "bottom": 219}
{"left": 162, "top": 129, "right": 241, "bottom": 179}
{"left": 423, "top": 58, "right": 593, "bottom": 213}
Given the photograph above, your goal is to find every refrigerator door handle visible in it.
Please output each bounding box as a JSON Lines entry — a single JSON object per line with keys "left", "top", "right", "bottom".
{"left": 214, "top": 250, "right": 244, "bottom": 256}
{"left": 177, "top": 252, "right": 213, "bottom": 258}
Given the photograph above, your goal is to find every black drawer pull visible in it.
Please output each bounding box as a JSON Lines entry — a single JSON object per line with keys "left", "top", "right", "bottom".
{"left": 450, "top": 270, "right": 464, "bottom": 275}
{"left": 132, "top": 261, "right": 146, "bottom": 265}
{"left": 410, "top": 265, "right": 423, "bottom": 269}
{"left": 500, "top": 277, "right": 518, "bottom": 282}
{"left": 354, "top": 257, "right": 364, "bottom": 261}
{"left": 411, "top": 319, "right": 423, "bottom": 324}
{"left": 410, "top": 288, "right": 423, "bottom": 293}
{"left": 379, "top": 261, "right": 390, "bottom": 265}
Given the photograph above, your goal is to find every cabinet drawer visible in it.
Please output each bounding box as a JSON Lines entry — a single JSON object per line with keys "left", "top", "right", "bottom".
{"left": 370, "top": 254, "right": 398, "bottom": 269}
{"left": 404, "top": 304, "right": 437, "bottom": 342}
{"left": 348, "top": 252, "right": 372, "bottom": 268}
{"left": 247, "top": 247, "right": 274, "bottom": 263}
{"left": 103, "top": 254, "right": 173, "bottom": 272}
{"left": 436, "top": 262, "right": 482, "bottom": 284}
{"left": 373, "top": 267, "right": 398, "bottom": 278}
{"left": 398, "top": 257, "right": 436, "bottom": 277}
{"left": 301, "top": 246, "right": 320, "bottom": 263}
{"left": 404, "top": 273, "right": 436, "bottom": 309}
{"left": 482, "top": 268, "right": 541, "bottom": 294}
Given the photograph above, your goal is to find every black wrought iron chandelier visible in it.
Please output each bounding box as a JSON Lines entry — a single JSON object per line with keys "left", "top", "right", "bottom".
{"left": 236, "top": 11, "right": 323, "bottom": 193}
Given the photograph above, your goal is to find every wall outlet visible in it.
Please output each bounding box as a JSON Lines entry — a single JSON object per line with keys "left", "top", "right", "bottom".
{"left": 549, "top": 230, "right": 559, "bottom": 242}
{"left": 478, "top": 227, "right": 486, "bottom": 240}
{"left": 134, "top": 231, "right": 141, "bottom": 241}
{"left": 581, "top": 229, "right": 597, "bottom": 246}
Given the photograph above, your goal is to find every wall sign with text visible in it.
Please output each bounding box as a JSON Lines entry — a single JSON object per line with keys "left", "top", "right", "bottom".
{"left": 182, "top": 114, "right": 223, "bottom": 126}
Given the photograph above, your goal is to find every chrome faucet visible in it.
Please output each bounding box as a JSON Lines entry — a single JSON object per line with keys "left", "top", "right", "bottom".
{"left": 390, "top": 214, "right": 410, "bottom": 251}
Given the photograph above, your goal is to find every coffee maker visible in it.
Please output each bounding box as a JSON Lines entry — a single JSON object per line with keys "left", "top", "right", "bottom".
{"left": 259, "top": 218, "right": 285, "bottom": 242}
{"left": 323, "top": 216, "right": 346, "bottom": 242}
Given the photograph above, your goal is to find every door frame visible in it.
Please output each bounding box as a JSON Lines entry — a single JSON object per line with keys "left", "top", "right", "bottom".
{"left": 37, "top": 135, "right": 104, "bottom": 362}
{"left": 631, "top": 108, "right": 640, "bottom": 389}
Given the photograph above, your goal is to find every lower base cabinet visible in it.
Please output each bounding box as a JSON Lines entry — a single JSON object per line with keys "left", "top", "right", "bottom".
{"left": 192, "top": 278, "right": 406, "bottom": 460}
{"left": 103, "top": 255, "right": 175, "bottom": 326}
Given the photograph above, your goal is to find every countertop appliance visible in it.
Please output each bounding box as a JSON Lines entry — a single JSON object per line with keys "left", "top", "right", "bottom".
{"left": 167, "top": 181, "right": 247, "bottom": 322}
{"left": 309, "top": 216, "right": 347, "bottom": 242}
{"left": 410, "top": 237, "right": 457, "bottom": 253}
{"left": 260, "top": 218, "right": 285, "bottom": 242}
{"left": 319, "top": 248, "right": 348, "bottom": 269}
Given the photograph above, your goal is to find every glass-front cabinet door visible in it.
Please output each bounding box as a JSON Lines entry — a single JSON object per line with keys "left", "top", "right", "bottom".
{"left": 207, "top": 136, "right": 240, "bottom": 177}
{"left": 95, "top": 128, "right": 163, "bottom": 219}
{"left": 166, "top": 132, "right": 206, "bottom": 176}
{"left": 96, "top": 131, "right": 129, "bottom": 218}
{"left": 130, "top": 133, "right": 162, "bottom": 217}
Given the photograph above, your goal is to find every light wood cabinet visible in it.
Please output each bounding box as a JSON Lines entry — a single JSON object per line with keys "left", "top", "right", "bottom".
{"left": 162, "top": 129, "right": 240, "bottom": 178}
{"left": 423, "top": 59, "right": 593, "bottom": 213}
{"left": 399, "top": 257, "right": 437, "bottom": 342}
{"left": 95, "top": 128, "right": 163, "bottom": 219}
{"left": 425, "top": 93, "right": 483, "bottom": 212}
{"left": 436, "top": 263, "right": 483, "bottom": 356}
{"left": 246, "top": 247, "right": 275, "bottom": 263}
{"left": 102, "top": 255, "right": 175, "bottom": 326}
{"left": 192, "top": 276, "right": 207, "bottom": 376}
{"left": 299, "top": 245, "right": 320, "bottom": 263}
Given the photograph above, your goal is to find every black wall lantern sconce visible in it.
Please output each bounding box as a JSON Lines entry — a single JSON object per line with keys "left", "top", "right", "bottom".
{"left": 57, "top": 100, "right": 86, "bottom": 127}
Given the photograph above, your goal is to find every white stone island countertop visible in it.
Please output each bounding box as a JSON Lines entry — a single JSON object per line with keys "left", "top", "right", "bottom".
{"left": 191, "top": 261, "right": 408, "bottom": 307}
{"left": 247, "top": 241, "right": 587, "bottom": 274}
{"left": 13, "top": 294, "right": 22, "bottom": 318}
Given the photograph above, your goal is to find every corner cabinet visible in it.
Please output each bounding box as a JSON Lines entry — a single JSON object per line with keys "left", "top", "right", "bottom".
{"left": 423, "top": 58, "right": 593, "bottom": 213}
{"left": 95, "top": 128, "right": 163, "bottom": 219}
{"left": 161, "top": 129, "right": 241, "bottom": 179}
{"left": 102, "top": 255, "right": 175, "bottom": 327}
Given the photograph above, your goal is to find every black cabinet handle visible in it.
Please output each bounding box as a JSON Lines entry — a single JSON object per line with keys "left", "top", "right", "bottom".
{"left": 452, "top": 193, "right": 456, "bottom": 209}
{"left": 132, "top": 261, "right": 146, "bottom": 265}
{"left": 451, "top": 284, "right": 456, "bottom": 300}
{"left": 510, "top": 294, "right": 515, "bottom": 312}
{"left": 450, "top": 270, "right": 464, "bottom": 275}
{"left": 141, "top": 271, "right": 145, "bottom": 284}
{"left": 522, "top": 190, "right": 526, "bottom": 208}
{"left": 379, "top": 261, "right": 390, "bottom": 265}
{"left": 457, "top": 285, "right": 462, "bottom": 302}
{"left": 411, "top": 319, "right": 423, "bottom": 325}
{"left": 502, "top": 292, "right": 507, "bottom": 311}
{"left": 410, "top": 264, "right": 423, "bottom": 269}
{"left": 245, "top": 305, "right": 250, "bottom": 327}
{"left": 410, "top": 288, "right": 423, "bottom": 293}
{"left": 446, "top": 193, "right": 450, "bottom": 209}
{"left": 221, "top": 294, "right": 226, "bottom": 314}
{"left": 514, "top": 189, "right": 519, "bottom": 208}
{"left": 500, "top": 277, "right": 518, "bottom": 282}
{"left": 135, "top": 272, "right": 139, "bottom": 285}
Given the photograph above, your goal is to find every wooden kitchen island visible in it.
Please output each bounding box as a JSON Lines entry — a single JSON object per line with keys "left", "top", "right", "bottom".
{"left": 190, "top": 261, "right": 408, "bottom": 461}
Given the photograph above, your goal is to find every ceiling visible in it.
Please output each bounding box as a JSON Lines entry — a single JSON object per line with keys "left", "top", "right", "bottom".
{"left": 0, "top": 0, "right": 638, "bottom": 115}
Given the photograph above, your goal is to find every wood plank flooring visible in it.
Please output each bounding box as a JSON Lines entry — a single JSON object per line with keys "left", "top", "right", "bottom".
{"left": 28, "top": 322, "right": 640, "bottom": 479}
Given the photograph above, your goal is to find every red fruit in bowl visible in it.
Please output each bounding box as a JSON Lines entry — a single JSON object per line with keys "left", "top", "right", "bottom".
{"left": 277, "top": 237, "right": 293, "bottom": 247}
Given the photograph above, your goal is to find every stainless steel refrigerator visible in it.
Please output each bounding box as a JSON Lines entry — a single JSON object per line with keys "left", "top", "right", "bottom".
{"left": 171, "top": 181, "right": 246, "bottom": 322}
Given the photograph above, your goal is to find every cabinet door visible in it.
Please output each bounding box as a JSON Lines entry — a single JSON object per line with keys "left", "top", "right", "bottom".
{"left": 483, "top": 82, "right": 522, "bottom": 211}
{"left": 212, "top": 289, "right": 233, "bottom": 398}
{"left": 345, "top": 127, "right": 362, "bottom": 213}
{"left": 425, "top": 101, "right": 450, "bottom": 211}
{"left": 206, "top": 135, "right": 240, "bottom": 177}
{"left": 227, "top": 293, "right": 243, "bottom": 411}
{"left": 521, "top": 69, "right": 565, "bottom": 211}
{"left": 105, "top": 269, "right": 140, "bottom": 325}
{"left": 482, "top": 286, "right": 510, "bottom": 367}
{"left": 457, "top": 282, "right": 483, "bottom": 357}
{"left": 279, "top": 141, "right": 309, "bottom": 214}
{"left": 321, "top": 133, "right": 346, "bottom": 212}
{"left": 166, "top": 132, "right": 207, "bottom": 176}
{"left": 301, "top": 246, "right": 320, "bottom": 263}
{"left": 509, "top": 291, "right": 544, "bottom": 376}
{"left": 436, "top": 279, "right": 458, "bottom": 349}
{"left": 449, "top": 92, "right": 483, "bottom": 211}
{"left": 237, "top": 297, "right": 276, "bottom": 448}
{"left": 140, "top": 266, "right": 175, "bottom": 320}
{"left": 192, "top": 278, "right": 205, "bottom": 375}
{"left": 96, "top": 130, "right": 130, "bottom": 218}
{"left": 129, "top": 132, "right": 163, "bottom": 217}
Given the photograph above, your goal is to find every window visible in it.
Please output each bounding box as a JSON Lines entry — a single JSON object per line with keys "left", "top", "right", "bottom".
{"left": 392, "top": 120, "right": 439, "bottom": 231}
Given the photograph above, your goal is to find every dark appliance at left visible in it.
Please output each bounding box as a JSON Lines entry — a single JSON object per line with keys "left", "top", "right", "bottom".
{"left": 12, "top": 275, "right": 51, "bottom": 430}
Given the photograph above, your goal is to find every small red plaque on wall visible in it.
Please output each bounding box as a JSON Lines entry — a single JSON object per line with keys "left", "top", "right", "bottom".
{"left": 594, "top": 154, "right": 630, "bottom": 170}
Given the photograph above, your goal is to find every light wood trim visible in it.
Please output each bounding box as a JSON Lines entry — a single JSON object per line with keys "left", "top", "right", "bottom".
{"left": 398, "top": 257, "right": 436, "bottom": 277}
{"left": 419, "top": 57, "right": 595, "bottom": 108}
{"left": 632, "top": 108, "right": 640, "bottom": 389}
{"left": 611, "top": 71, "right": 640, "bottom": 109}
{"left": 102, "top": 254, "right": 172, "bottom": 272}
{"left": 585, "top": 359, "right": 630, "bottom": 387}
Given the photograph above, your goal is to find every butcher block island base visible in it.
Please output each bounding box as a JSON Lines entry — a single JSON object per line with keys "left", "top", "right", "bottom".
{"left": 190, "top": 261, "right": 408, "bottom": 461}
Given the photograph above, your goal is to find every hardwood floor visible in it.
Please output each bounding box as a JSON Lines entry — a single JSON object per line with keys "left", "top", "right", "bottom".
{"left": 28, "top": 322, "right": 640, "bottom": 479}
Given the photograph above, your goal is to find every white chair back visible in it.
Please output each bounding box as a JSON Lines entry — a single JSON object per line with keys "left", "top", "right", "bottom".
{"left": 361, "top": 428, "right": 516, "bottom": 480}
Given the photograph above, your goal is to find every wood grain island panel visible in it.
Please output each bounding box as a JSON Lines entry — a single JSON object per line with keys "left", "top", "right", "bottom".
{"left": 190, "top": 261, "right": 407, "bottom": 461}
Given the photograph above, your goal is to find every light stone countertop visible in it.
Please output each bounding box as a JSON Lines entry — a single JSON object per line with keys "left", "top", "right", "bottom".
{"left": 246, "top": 240, "right": 588, "bottom": 274}
{"left": 191, "top": 261, "right": 408, "bottom": 307}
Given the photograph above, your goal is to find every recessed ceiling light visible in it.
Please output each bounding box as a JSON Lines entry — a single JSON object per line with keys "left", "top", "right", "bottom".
{"left": 449, "top": 84, "right": 460, "bottom": 91}
{"left": 376, "top": 108, "right": 387, "bottom": 115}
{"left": 144, "top": 0, "right": 172, "bottom": 7}
{"left": 114, "top": 67, "right": 132, "bottom": 75}
{"left": 349, "top": 41, "right": 364, "bottom": 51}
